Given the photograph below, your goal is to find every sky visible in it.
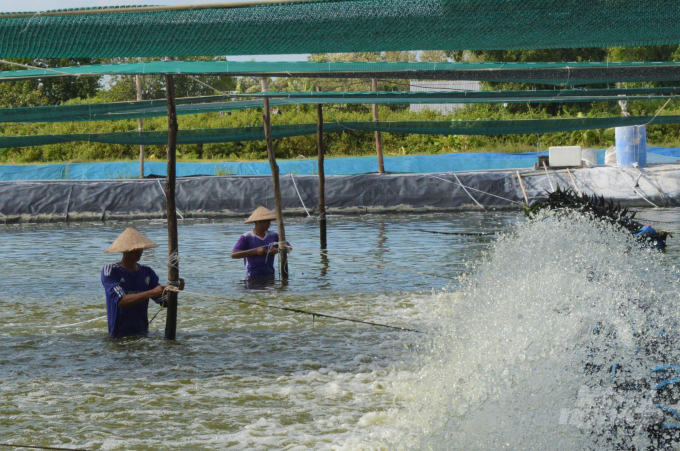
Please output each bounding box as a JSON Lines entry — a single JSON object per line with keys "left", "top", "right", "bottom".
{"left": 0, "top": 0, "right": 309, "bottom": 62}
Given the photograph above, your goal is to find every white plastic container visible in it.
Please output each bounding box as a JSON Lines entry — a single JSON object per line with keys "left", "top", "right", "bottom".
{"left": 581, "top": 148, "right": 597, "bottom": 166}
{"left": 549, "top": 146, "right": 582, "bottom": 167}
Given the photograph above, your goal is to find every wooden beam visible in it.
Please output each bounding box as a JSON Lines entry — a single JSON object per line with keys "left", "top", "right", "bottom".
{"left": 316, "top": 86, "right": 327, "bottom": 249}
{"left": 164, "top": 73, "right": 179, "bottom": 340}
{"left": 261, "top": 78, "right": 289, "bottom": 278}
{"left": 136, "top": 74, "right": 145, "bottom": 179}
{"left": 372, "top": 78, "right": 385, "bottom": 174}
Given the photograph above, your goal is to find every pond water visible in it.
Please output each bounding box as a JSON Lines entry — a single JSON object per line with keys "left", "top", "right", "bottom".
{"left": 1, "top": 209, "right": 679, "bottom": 450}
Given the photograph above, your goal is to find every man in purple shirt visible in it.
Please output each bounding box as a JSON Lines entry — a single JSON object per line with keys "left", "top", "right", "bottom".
{"left": 101, "top": 227, "right": 185, "bottom": 338}
{"left": 231, "top": 206, "right": 290, "bottom": 279}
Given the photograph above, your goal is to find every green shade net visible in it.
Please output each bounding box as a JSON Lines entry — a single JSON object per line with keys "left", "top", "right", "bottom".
{"left": 2, "top": 116, "right": 679, "bottom": 148}
{"left": 1, "top": 1, "right": 680, "bottom": 57}
{"left": 4, "top": 61, "right": 680, "bottom": 86}
{"left": 3, "top": 88, "right": 680, "bottom": 124}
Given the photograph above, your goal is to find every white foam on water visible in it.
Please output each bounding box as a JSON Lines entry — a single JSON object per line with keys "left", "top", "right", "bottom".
{"left": 4, "top": 214, "right": 680, "bottom": 450}
{"left": 367, "top": 212, "right": 680, "bottom": 450}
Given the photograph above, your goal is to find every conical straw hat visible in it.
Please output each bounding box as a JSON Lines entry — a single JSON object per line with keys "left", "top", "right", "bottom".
{"left": 245, "top": 206, "right": 277, "bottom": 224}
{"left": 104, "top": 227, "right": 159, "bottom": 253}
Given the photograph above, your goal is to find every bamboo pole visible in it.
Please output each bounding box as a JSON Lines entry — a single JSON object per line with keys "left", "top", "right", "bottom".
{"left": 261, "top": 78, "right": 289, "bottom": 278}
{"left": 316, "top": 86, "right": 327, "bottom": 249}
{"left": 136, "top": 74, "right": 145, "bottom": 179}
{"left": 516, "top": 170, "right": 529, "bottom": 205}
{"left": 164, "top": 73, "right": 179, "bottom": 340}
{"left": 372, "top": 78, "right": 385, "bottom": 174}
{"left": 1, "top": 0, "right": 323, "bottom": 18}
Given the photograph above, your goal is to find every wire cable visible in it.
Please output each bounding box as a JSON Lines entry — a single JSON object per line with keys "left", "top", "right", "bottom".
{"left": 427, "top": 174, "right": 523, "bottom": 204}
{"left": 168, "top": 288, "right": 421, "bottom": 333}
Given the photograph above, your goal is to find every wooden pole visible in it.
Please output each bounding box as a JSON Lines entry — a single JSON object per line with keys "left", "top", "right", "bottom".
{"left": 164, "top": 73, "right": 179, "bottom": 340}
{"left": 261, "top": 78, "right": 289, "bottom": 278}
{"left": 372, "top": 78, "right": 385, "bottom": 174}
{"left": 136, "top": 74, "right": 145, "bottom": 179}
{"left": 516, "top": 170, "right": 529, "bottom": 205}
{"left": 316, "top": 86, "right": 327, "bottom": 249}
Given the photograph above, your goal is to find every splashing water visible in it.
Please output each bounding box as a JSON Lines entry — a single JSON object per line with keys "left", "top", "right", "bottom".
{"left": 386, "top": 212, "right": 680, "bottom": 451}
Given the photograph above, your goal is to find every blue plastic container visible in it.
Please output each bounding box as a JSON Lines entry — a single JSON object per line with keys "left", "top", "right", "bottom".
{"left": 615, "top": 125, "right": 647, "bottom": 167}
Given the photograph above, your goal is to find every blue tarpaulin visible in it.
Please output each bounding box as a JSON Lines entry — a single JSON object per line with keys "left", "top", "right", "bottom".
{"left": 1, "top": 147, "right": 679, "bottom": 181}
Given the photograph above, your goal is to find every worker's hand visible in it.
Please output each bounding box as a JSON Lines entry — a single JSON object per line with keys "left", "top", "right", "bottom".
{"left": 149, "top": 285, "right": 166, "bottom": 298}
{"left": 178, "top": 278, "right": 185, "bottom": 291}
{"left": 268, "top": 247, "right": 280, "bottom": 255}
{"left": 255, "top": 247, "right": 267, "bottom": 256}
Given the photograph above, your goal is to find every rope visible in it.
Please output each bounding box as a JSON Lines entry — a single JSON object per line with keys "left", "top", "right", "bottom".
{"left": 428, "top": 175, "right": 523, "bottom": 205}
{"left": 615, "top": 165, "right": 659, "bottom": 208}
{"left": 290, "top": 244, "right": 448, "bottom": 279}
{"left": 155, "top": 179, "right": 184, "bottom": 220}
{"left": 149, "top": 305, "right": 164, "bottom": 326}
{"left": 642, "top": 98, "right": 673, "bottom": 127}
{"left": 289, "top": 173, "right": 311, "bottom": 217}
{"left": 0, "top": 60, "right": 80, "bottom": 77}
{"left": 0, "top": 444, "right": 92, "bottom": 451}
{"left": 649, "top": 169, "right": 669, "bottom": 207}
{"left": 38, "top": 315, "right": 108, "bottom": 329}
{"left": 167, "top": 288, "right": 421, "bottom": 333}
{"left": 453, "top": 173, "right": 486, "bottom": 211}
{"left": 187, "top": 75, "right": 232, "bottom": 96}
{"left": 413, "top": 229, "right": 495, "bottom": 237}
{"left": 167, "top": 250, "right": 180, "bottom": 272}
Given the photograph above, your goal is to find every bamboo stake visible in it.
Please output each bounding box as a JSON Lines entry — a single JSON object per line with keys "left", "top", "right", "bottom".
{"left": 372, "top": 78, "right": 385, "bottom": 174}
{"left": 566, "top": 167, "right": 582, "bottom": 196}
{"left": 316, "top": 86, "right": 327, "bottom": 249}
{"left": 136, "top": 74, "right": 145, "bottom": 179}
{"left": 516, "top": 170, "right": 529, "bottom": 205}
{"left": 0, "top": 0, "right": 322, "bottom": 18}
{"left": 261, "top": 78, "right": 289, "bottom": 278}
{"left": 164, "top": 73, "right": 179, "bottom": 341}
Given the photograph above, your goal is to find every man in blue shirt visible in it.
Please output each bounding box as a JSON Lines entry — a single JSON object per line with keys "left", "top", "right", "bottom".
{"left": 231, "top": 206, "right": 290, "bottom": 279}
{"left": 101, "top": 227, "right": 185, "bottom": 338}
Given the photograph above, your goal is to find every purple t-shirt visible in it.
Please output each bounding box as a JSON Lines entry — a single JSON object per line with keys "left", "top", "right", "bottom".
{"left": 233, "top": 231, "right": 283, "bottom": 277}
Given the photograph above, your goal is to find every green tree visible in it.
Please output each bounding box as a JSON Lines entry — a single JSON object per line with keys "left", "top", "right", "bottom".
{"left": 608, "top": 45, "right": 680, "bottom": 63}
{"left": 99, "top": 57, "right": 237, "bottom": 102}
{"left": 0, "top": 58, "right": 103, "bottom": 107}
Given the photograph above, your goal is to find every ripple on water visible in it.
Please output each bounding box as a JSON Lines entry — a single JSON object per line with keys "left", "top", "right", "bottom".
{"left": 1, "top": 211, "right": 679, "bottom": 450}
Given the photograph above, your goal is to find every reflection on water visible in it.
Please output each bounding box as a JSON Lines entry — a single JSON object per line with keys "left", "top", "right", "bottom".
{"left": 1, "top": 210, "right": 679, "bottom": 450}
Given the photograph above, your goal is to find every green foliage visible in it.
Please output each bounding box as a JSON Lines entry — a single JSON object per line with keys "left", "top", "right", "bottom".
{"left": 215, "top": 165, "right": 236, "bottom": 176}
{"left": 98, "top": 57, "right": 236, "bottom": 102}
{"left": 3, "top": 49, "right": 680, "bottom": 165}
{"left": 0, "top": 58, "right": 102, "bottom": 107}
{"left": 608, "top": 45, "right": 680, "bottom": 63}
{"left": 3, "top": 98, "right": 680, "bottom": 164}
